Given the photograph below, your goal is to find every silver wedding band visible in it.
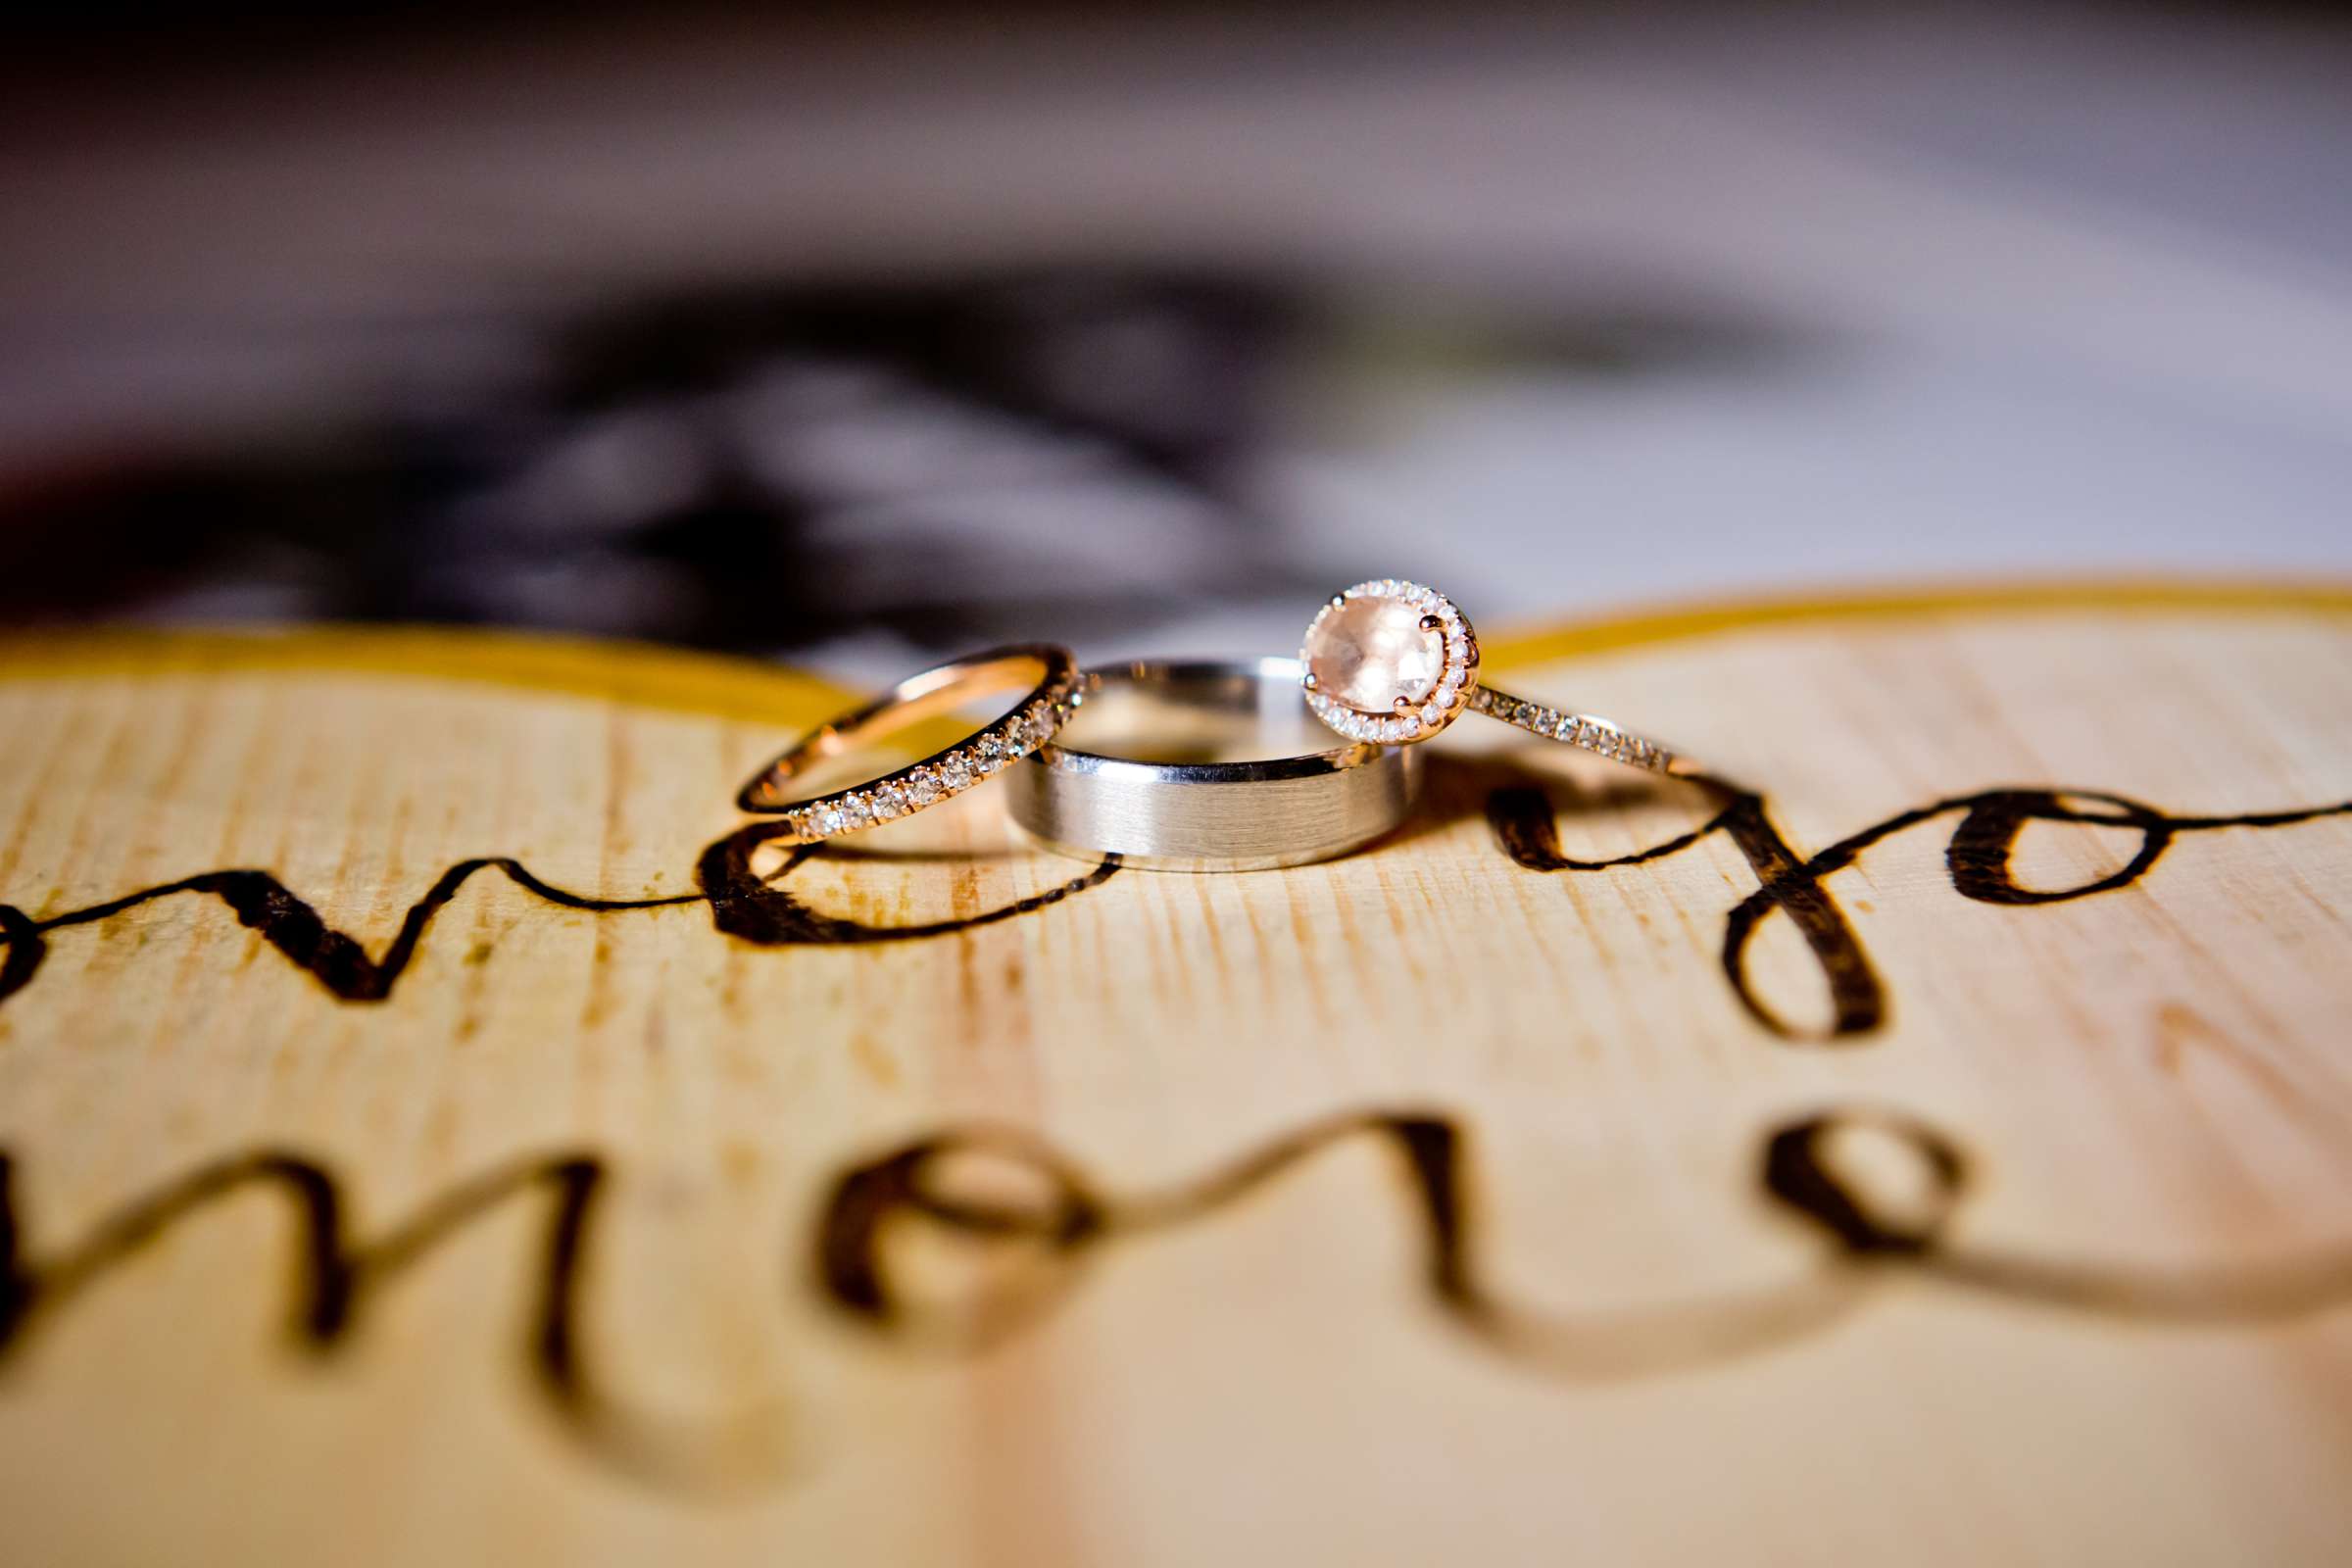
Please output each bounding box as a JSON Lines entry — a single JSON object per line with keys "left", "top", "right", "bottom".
{"left": 1005, "top": 658, "right": 1421, "bottom": 872}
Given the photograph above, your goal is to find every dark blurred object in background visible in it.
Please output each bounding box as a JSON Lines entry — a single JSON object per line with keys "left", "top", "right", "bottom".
{"left": 0, "top": 272, "right": 1313, "bottom": 653}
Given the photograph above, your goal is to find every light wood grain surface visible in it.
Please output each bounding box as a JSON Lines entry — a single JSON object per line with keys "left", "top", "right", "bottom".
{"left": 0, "top": 587, "right": 2348, "bottom": 1566}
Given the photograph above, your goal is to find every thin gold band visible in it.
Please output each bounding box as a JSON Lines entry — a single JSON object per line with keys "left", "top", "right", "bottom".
{"left": 736, "top": 643, "right": 1083, "bottom": 841}
{"left": 1468, "top": 685, "right": 1697, "bottom": 777}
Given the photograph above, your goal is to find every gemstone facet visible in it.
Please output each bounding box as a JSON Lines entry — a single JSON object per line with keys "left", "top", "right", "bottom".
{"left": 1298, "top": 579, "right": 1479, "bottom": 745}
{"left": 1303, "top": 596, "right": 1446, "bottom": 712}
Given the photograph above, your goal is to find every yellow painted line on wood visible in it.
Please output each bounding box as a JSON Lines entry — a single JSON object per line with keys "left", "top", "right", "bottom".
{"left": 0, "top": 624, "right": 854, "bottom": 729}
{"left": 1478, "top": 578, "right": 2352, "bottom": 671}
{"left": 2, "top": 579, "right": 2346, "bottom": 722}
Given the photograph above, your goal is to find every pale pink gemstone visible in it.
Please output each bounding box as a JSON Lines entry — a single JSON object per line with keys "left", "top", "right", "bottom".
{"left": 1305, "top": 595, "right": 1445, "bottom": 712}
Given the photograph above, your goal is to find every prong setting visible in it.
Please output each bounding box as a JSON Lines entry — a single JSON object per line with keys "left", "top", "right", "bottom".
{"left": 1298, "top": 578, "right": 1479, "bottom": 746}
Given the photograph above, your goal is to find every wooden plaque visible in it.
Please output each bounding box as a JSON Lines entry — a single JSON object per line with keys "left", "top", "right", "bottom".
{"left": 1, "top": 585, "right": 2348, "bottom": 1564}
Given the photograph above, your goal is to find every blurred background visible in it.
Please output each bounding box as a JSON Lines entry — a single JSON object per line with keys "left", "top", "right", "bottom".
{"left": 3, "top": 0, "right": 2348, "bottom": 680}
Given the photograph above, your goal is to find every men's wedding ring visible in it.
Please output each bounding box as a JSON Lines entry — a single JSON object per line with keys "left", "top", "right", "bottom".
{"left": 1006, "top": 657, "right": 1421, "bottom": 871}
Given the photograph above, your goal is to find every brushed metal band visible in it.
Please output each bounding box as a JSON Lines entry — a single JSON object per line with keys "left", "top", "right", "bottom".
{"left": 1004, "top": 658, "right": 1421, "bottom": 872}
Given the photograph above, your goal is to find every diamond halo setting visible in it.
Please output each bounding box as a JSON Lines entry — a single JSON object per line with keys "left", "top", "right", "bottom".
{"left": 1298, "top": 579, "right": 1693, "bottom": 776}
{"left": 1298, "top": 579, "right": 1479, "bottom": 745}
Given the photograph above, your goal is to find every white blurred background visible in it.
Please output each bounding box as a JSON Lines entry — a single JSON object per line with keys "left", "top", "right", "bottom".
{"left": 3, "top": 1, "right": 2346, "bottom": 675}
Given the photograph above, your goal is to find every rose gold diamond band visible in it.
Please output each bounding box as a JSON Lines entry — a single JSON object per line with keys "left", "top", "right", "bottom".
{"left": 1467, "top": 686, "right": 1696, "bottom": 777}
{"left": 736, "top": 643, "right": 1083, "bottom": 842}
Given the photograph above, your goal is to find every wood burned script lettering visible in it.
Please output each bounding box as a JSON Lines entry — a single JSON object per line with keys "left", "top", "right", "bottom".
{"left": 2, "top": 1105, "right": 2348, "bottom": 1491}
{"left": 0, "top": 758, "right": 2347, "bottom": 1489}
{"left": 2, "top": 779, "right": 2341, "bottom": 1042}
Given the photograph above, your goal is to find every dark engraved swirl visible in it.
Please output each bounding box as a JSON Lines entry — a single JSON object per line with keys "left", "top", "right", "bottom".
{"left": 0, "top": 770, "right": 2345, "bottom": 1489}
{"left": 7, "top": 1102, "right": 2346, "bottom": 1489}
{"left": 1490, "top": 782, "right": 2352, "bottom": 1040}
{"left": 0, "top": 822, "right": 1120, "bottom": 1012}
